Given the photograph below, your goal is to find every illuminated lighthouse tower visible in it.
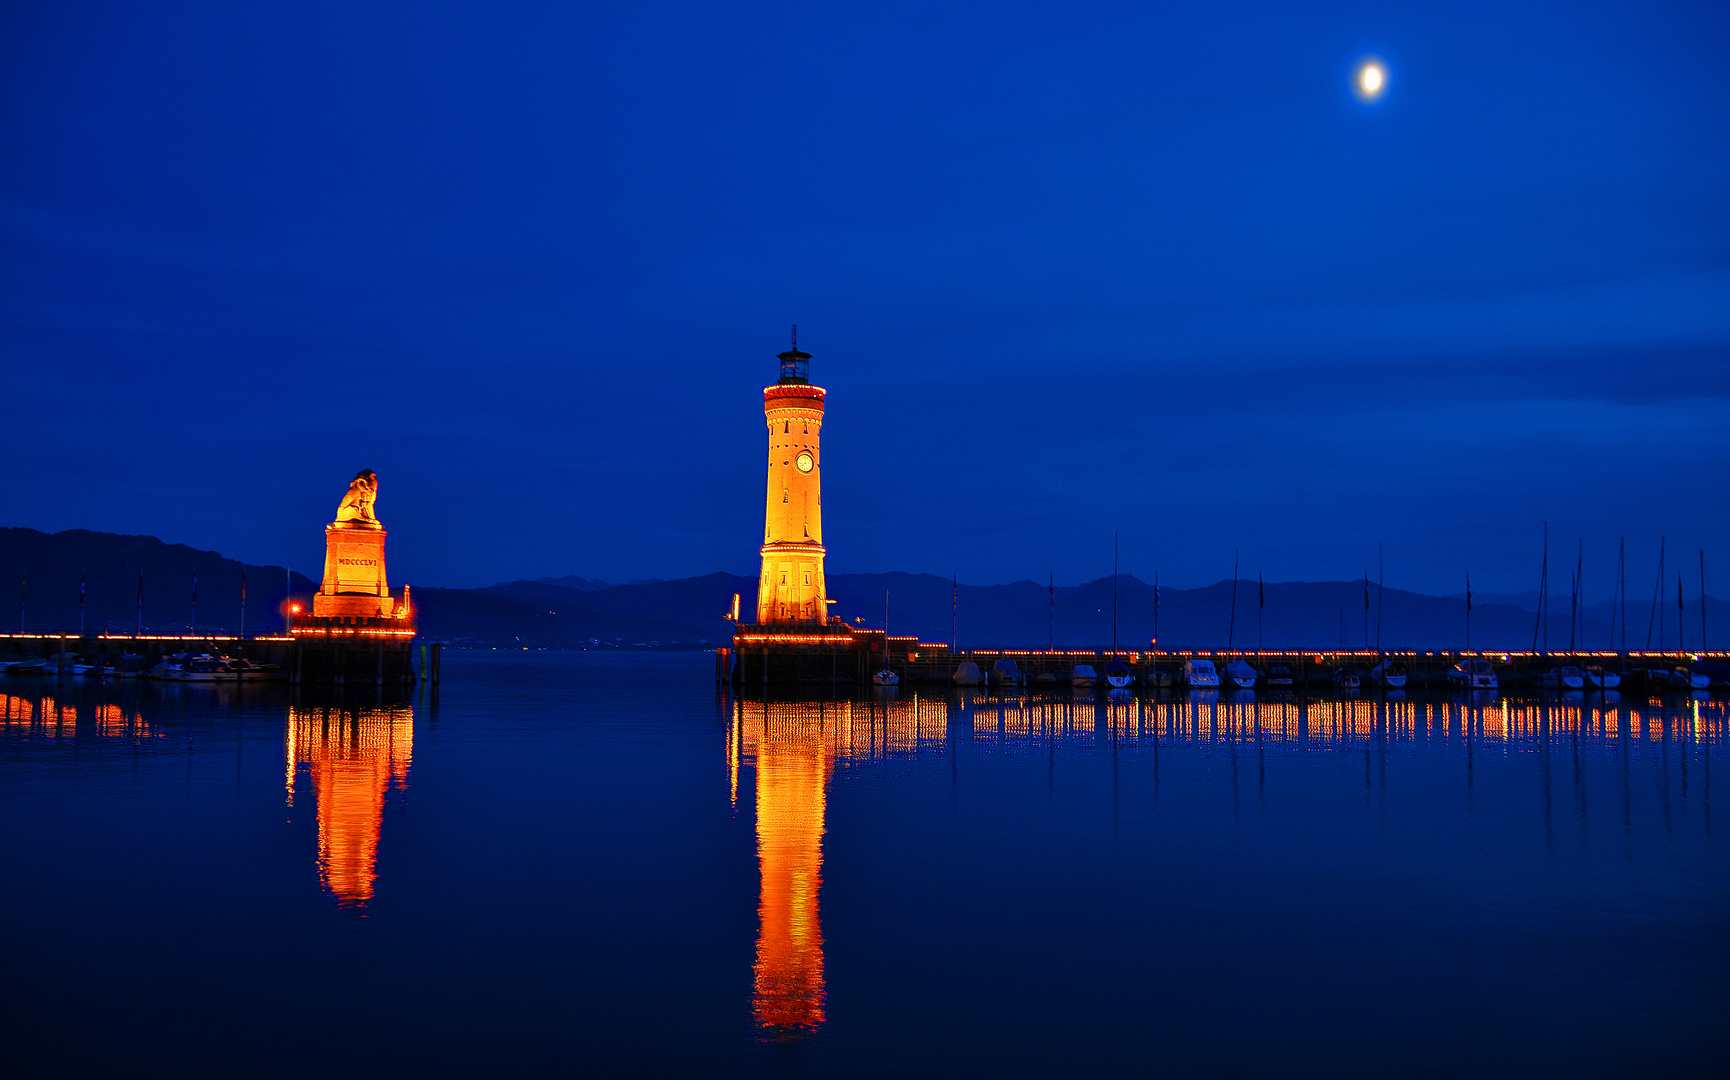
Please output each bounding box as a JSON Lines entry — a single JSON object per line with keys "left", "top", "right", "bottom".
{"left": 756, "top": 335, "right": 829, "bottom": 625}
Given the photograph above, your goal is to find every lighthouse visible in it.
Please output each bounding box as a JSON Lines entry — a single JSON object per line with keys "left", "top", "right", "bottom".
{"left": 756, "top": 336, "right": 829, "bottom": 625}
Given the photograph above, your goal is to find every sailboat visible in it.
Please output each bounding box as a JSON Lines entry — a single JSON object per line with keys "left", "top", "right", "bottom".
{"left": 873, "top": 589, "right": 899, "bottom": 686}
{"left": 1224, "top": 658, "right": 1258, "bottom": 688}
{"left": 1366, "top": 659, "right": 1407, "bottom": 688}
{"left": 1104, "top": 657, "right": 1134, "bottom": 689}
{"left": 1103, "top": 535, "right": 1133, "bottom": 689}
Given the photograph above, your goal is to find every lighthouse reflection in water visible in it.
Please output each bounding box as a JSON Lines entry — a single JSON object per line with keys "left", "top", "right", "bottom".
{"left": 730, "top": 683, "right": 1726, "bottom": 1039}
{"left": 733, "top": 693, "right": 953, "bottom": 1038}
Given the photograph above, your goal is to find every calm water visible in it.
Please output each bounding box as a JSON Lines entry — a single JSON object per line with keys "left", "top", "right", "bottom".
{"left": 3, "top": 653, "right": 1726, "bottom": 1078}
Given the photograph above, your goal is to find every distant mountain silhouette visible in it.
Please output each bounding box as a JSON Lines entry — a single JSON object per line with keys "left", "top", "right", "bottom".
{"left": 0, "top": 527, "right": 317, "bottom": 635}
{"left": 527, "top": 575, "right": 612, "bottom": 591}
{"left": 5, "top": 527, "right": 1722, "bottom": 650}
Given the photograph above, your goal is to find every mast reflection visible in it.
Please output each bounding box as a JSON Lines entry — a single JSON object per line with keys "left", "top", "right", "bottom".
{"left": 730, "top": 688, "right": 1726, "bottom": 1034}
{"left": 286, "top": 703, "right": 413, "bottom": 910}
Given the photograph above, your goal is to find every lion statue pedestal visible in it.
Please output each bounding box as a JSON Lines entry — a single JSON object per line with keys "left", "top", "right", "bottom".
{"left": 309, "top": 469, "right": 413, "bottom": 623}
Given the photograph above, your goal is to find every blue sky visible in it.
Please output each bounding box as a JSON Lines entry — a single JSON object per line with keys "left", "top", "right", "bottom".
{"left": 2, "top": 1, "right": 1725, "bottom": 593}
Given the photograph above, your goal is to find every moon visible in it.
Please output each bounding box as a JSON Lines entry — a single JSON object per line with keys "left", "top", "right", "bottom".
{"left": 1355, "top": 59, "right": 1386, "bottom": 101}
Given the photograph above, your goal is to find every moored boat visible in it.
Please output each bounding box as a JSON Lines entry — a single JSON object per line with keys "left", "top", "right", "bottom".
{"left": 1070, "top": 664, "right": 1098, "bottom": 688}
{"left": 1690, "top": 659, "right": 1730, "bottom": 688}
{"left": 1533, "top": 665, "right": 1584, "bottom": 690}
{"left": 1367, "top": 660, "right": 1407, "bottom": 688}
{"left": 1103, "top": 658, "right": 1133, "bottom": 689}
{"left": 1223, "top": 658, "right": 1257, "bottom": 688}
{"left": 1583, "top": 665, "right": 1621, "bottom": 689}
{"left": 1181, "top": 658, "right": 1219, "bottom": 688}
{"left": 1447, "top": 659, "right": 1498, "bottom": 689}
{"left": 991, "top": 658, "right": 1024, "bottom": 687}
{"left": 1263, "top": 662, "right": 1294, "bottom": 687}
{"left": 228, "top": 658, "right": 281, "bottom": 681}
{"left": 952, "top": 661, "right": 984, "bottom": 686}
{"left": 1332, "top": 666, "right": 1361, "bottom": 690}
{"left": 175, "top": 656, "right": 234, "bottom": 682}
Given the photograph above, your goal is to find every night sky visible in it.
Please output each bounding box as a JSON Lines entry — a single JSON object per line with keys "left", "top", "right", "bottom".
{"left": 2, "top": 1, "right": 1725, "bottom": 595}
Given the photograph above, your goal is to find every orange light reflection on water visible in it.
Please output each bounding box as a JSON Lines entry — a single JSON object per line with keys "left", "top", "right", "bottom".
{"left": 286, "top": 704, "right": 413, "bottom": 911}
{"left": 1, "top": 693, "right": 155, "bottom": 740}
{"left": 740, "top": 703, "right": 830, "bottom": 1036}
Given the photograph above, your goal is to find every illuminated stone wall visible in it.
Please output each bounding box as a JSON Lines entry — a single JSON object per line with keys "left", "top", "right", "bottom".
{"left": 757, "top": 380, "right": 828, "bottom": 624}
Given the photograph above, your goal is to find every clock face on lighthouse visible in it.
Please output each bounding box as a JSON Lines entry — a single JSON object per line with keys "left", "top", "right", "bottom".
{"left": 795, "top": 451, "right": 814, "bottom": 473}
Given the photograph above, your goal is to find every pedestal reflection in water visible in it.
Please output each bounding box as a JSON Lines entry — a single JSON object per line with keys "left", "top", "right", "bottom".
{"left": 285, "top": 702, "right": 414, "bottom": 910}
{"left": 3, "top": 653, "right": 1725, "bottom": 1077}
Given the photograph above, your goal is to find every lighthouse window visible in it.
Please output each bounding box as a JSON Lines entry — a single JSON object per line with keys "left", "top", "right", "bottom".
{"left": 781, "top": 571, "right": 788, "bottom": 585}
{"left": 783, "top": 421, "right": 789, "bottom": 433}
{"left": 803, "top": 572, "right": 811, "bottom": 585}
{"left": 782, "top": 488, "right": 788, "bottom": 503}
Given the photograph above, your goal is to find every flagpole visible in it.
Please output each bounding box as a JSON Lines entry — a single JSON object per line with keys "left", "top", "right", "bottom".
{"left": 1465, "top": 572, "right": 1472, "bottom": 653}
{"left": 137, "top": 571, "right": 143, "bottom": 637}
{"left": 240, "top": 569, "right": 247, "bottom": 638}
{"left": 79, "top": 569, "right": 86, "bottom": 637}
{"left": 191, "top": 566, "right": 197, "bottom": 636}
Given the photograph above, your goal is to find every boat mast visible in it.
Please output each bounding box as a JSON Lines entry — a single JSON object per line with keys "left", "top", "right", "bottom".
{"left": 883, "top": 588, "right": 890, "bottom": 673}
{"left": 1647, "top": 537, "right": 1665, "bottom": 652}
{"left": 1362, "top": 570, "right": 1368, "bottom": 653}
{"left": 1570, "top": 538, "right": 1582, "bottom": 653}
{"left": 1677, "top": 571, "right": 1685, "bottom": 654}
{"left": 1227, "top": 550, "right": 1239, "bottom": 655}
{"left": 1616, "top": 538, "right": 1626, "bottom": 653}
{"left": 1465, "top": 571, "right": 1472, "bottom": 653}
{"left": 1533, "top": 522, "right": 1549, "bottom": 654}
{"left": 1702, "top": 550, "right": 1709, "bottom": 653}
{"left": 1376, "top": 542, "right": 1384, "bottom": 658}
{"left": 1112, "top": 533, "right": 1119, "bottom": 657}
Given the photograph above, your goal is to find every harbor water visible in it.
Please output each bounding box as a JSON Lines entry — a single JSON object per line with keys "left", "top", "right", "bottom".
{"left": 3, "top": 652, "right": 1725, "bottom": 1077}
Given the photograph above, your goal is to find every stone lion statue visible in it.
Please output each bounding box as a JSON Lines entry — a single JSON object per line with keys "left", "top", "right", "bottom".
{"left": 334, "top": 469, "right": 380, "bottom": 526}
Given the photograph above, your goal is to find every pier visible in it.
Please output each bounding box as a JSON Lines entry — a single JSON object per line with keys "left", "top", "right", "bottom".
{"left": 721, "top": 624, "right": 1726, "bottom": 689}
{"left": 0, "top": 632, "right": 436, "bottom": 686}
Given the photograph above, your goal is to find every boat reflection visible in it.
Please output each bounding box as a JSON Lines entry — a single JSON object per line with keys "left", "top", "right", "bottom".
{"left": 729, "top": 687, "right": 1726, "bottom": 1035}
{"left": 286, "top": 703, "right": 414, "bottom": 911}
{"left": 1, "top": 691, "right": 159, "bottom": 742}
